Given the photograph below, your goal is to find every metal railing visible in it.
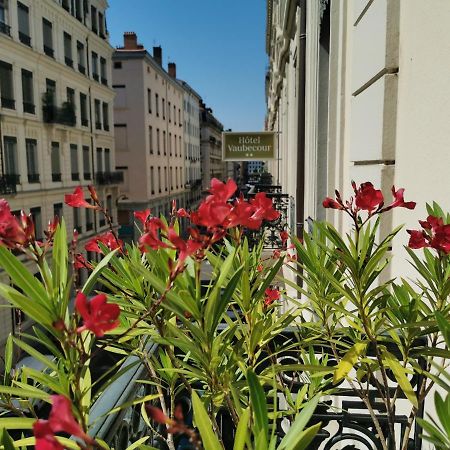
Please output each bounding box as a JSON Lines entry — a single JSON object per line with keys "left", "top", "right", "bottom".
{"left": 95, "top": 171, "right": 124, "bottom": 185}
{"left": 0, "top": 174, "right": 20, "bottom": 194}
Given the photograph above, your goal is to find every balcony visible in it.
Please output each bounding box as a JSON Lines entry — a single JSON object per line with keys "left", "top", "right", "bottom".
{"left": 84, "top": 172, "right": 91, "bottom": 180}
{"left": 27, "top": 173, "right": 40, "bottom": 183}
{"left": 101, "top": 77, "right": 108, "bottom": 86}
{"left": 0, "top": 21, "right": 11, "bottom": 36}
{"left": 0, "top": 174, "right": 20, "bottom": 194}
{"left": 52, "top": 173, "right": 61, "bottom": 182}
{"left": 86, "top": 222, "right": 93, "bottom": 231}
{"left": 23, "top": 102, "right": 35, "bottom": 114}
{"left": 44, "top": 45, "right": 54, "bottom": 58}
{"left": 93, "top": 73, "right": 99, "bottom": 82}
{"left": 42, "top": 95, "right": 76, "bottom": 127}
{"left": 65, "top": 57, "right": 73, "bottom": 68}
{"left": 1, "top": 97, "right": 15, "bottom": 109}
{"left": 103, "top": 124, "right": 110, "bottom": 132}
{"left": 71, "top": 172, "right": 80, "bottom": 181}
{"left": 95, "top": 122, "right": 102, "bottom": 130}
{"left": 81, "top": 118, "right": 89, "bottom": 127}
{"left": 78, "top": 64, "right": 86, "bottom": 75}
{"left": 95, "top": 171, "right": 124, "bottom": 185}
{"left": 19, "top": 32, "right": 31, "bottom": 46}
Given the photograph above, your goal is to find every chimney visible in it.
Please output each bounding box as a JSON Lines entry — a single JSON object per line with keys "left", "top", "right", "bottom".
{"left": 123, "top": 32, "right": 138, "bottom": 50}
{"left": 153, "top": 46, "right": 162, "bottom": 66}
{"left": 168, "top": 62, "right": 176, "bottom": 78}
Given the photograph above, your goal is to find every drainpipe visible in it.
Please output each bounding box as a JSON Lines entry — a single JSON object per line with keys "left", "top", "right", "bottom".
{"left": 296, "top": 0, "right": 307, "bottom": 240}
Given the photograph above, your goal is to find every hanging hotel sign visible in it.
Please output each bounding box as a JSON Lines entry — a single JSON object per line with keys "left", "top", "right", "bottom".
{"left": 222, "top": 131, "right": 276, "bottom": 161}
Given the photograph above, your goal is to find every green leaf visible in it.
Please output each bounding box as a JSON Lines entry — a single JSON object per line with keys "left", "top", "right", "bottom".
{"left": 289, "top": 422, "right": 322, "bottom": 450}
{"left": 3, "top": 335, "right": 12, "bottom": 385}
{"left": 124, "top": 436, "right": 151, "bottom": 450}
{"left": 278, "top": 394, "right": 320, "bottom": 450}
{"left": 192, "top": 391, "right": 222, "bottom": 450}
{"left": 1, "top": 429, "right": 16, "bottom": 450}
{"left": 12, "top": 337, "right": 58, "bottom": 372}
{"left": 233, "top": 407, "right": 250, "bottom": 450}
{"left": 333, "top": 343, "right": 366, "bottom": 383}
{"left": 82, "top": 249, "right": 118, "bottom": 296}
{"left": 0, "top": 418, "right": 35, "bottom": 429}
{"left": 436, "top": 312, "right": 450, "bottom": 348}
{"left": 247, "top": 369, "right": 268, "bottom": 449}
{"left": 381, "top": 349, "right": 418, "bottom": 408}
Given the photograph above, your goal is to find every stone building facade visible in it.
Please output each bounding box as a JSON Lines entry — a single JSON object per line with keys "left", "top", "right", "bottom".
{"left": 0, "top": 0, "right": 119, "bottom": 343}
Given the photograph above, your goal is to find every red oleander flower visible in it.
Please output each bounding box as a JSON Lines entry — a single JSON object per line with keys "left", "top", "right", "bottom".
{"left": 145, "top": 405, "right": 186, "bottom": 435}
{"left": 272, "top": 249, "right": 281, "bottom": 259}
{"left": 382, "top": 187, "right": 416, "bottom": 212}
{"left": 191, "top": 198, "right": 232, "bottom": 229}
{"left": 139, "top": 218, "right": 171, "bottom": 251}
{"left": 34, "top": 420, "right": 63, "bottom": 450}
{"left": 167, "top": 227, "right": 203, "bottom": 264}
{"left": 134, "top": 209, "right": 151, "bottom": 226}
{"left": 44, "top": 216, "right": 59, "bottom": 241}
{"left": 280, "top": 230, "right": 289, "bottom": 246}
{"left": 322, "top": 197, "right": 344, "bottom": 209}
{"left": 65, "top": 187, "right": 100, "bottom": 209}
{"left": 176, "top": 208, "right": 190, "bottom": 218}
{"left": 75, "top": 293, "right": 120, "bottom": 337}
{"left": 355, "top": 182, "right": 384, "bottom": 213}
{"left": 264, "top": 288, "right": 281, "bottom": 306}
{"left": 0, "top": 200, "right": 35, "bottom": 248}
{"left": 431, "top": 224, "right": 450, "bottom": 254}
{"left": 207, "top": 178, "right": 237, "bottom": 202}
{"left": 257, "top": 263, "right": 263, "bottom": 272}
{"left": 74, "top": 253, "right": 90, "bottom": 270}
{"left": 407, "top": 230, "right": 429, "bottom": 249}
{"left": 419, "top": 215, "right": 443, "bottom": 231}
{"left": 85, "top": 231, "right": 123, "bottom": 254}
{"left": 34, "top": 395, "right": 94, "bottom": 450}
{"left": 250, "top": 192, "right": 280, "bottom": 222}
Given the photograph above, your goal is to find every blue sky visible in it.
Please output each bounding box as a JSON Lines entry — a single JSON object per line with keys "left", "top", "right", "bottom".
{"left": 107, "top": 0, "right": 267, "bottom": 131}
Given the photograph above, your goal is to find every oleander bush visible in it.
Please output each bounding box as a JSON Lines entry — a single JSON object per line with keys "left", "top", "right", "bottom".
{"left": 0, "top": 179, "right": 448, "bottom": 450}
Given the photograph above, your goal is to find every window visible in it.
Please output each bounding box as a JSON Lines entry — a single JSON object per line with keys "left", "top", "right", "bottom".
{"left": 162, "top": 98, "right": 165, "bottom": 119}
{"left": 114, "top": 61, "right": 122, "bottom": 69}
{"left": 62, "top": 0, "right": 70, "bottom": 12}
{"left": 149, "top": 126, "right": 153, "bottom": 154}
{"left": 0, "top": 61, "right": 14, "bottom": 109}
{"left": 73, "top": 208, "right": 81, "bottom": 233}
{"left": 100, "top": 57, "right": 107, "bottom": 85}
{"left": 0, "top": 0, "right": 9, "bottom": 36}
{"left": 178, "top": 108, "right": 181, "bottom": 125}
{"left": 80, "top": 93, "right": 88, "bottom": 126}
{"left": 4, "top": 137, "right": 18, "bottom": 180}
{"left": 42, "top": 19, "right": 53, "bottom": 57}
{"left": 77, "top": 41, "right": 85, "bottom": 73}
{"left": 155, "top": 93, "right": 159, "bottom": 116}
{"left": 66, "top": 87, "right": 75, "bottom": 107}
{"left": 96, "top": 148, "right": 103, "bottom": 172}
{"left": 158, "top": 167, "right": 161, "bottom": 193}
{"left": 168, "top": 101, "right": 171, "bottom": 122}
{"left": 64, "top": 32, "right": 73, "bottom": 67}
{"left": 170, "top": 167, "right": 173, "bottom": 190}
{"left": 17, "top": 2, "right": 30, "bottom": 46}
{"left": 53, "top": 203, "right": 63, "bottom": 219}
{"left": 26, "top": 139, "right": 39, "bottom": 182}
{"left": 98, "top": 11, "right": 105, "bottom": 37}
{"left": 168, "top": 132, "right": 171, "bottom": 156}
{"left": 83, "top": 145, "right": 90, "bottom": 179}
{"left": 46, "top": 78, "right": 56, "bottom": 101}
{"left": 85, "top": 199, "right": 93, "bottom": 230}
{"left": 30, "top": 207, "right": 42, "bottom": 240}
{"left": 150, "top": 166, "right": 154, "bottom": 194}
{"left": 163, "top": 131, "right": 166, "bottom": 155}
{"left": 51, "top": 142, "right": 61, "bottom": 181}
{"left": 174, "top": 105, "right": 176, "bottom": 125}
{"left": 174, "top": 134, "right": 177, "bottom": 156}
{"left": 91, "top": 52, "right": 98, "bottom": 81}
{"left": 90, "top": 5, "right": 97, "bottom": 32}
{"left": 102, "top": 102, "right": 109, "bottom": 130}
{"left": 164, "top": 167, "right": 168, "bottom": 191}
{"left": 156, "top": 128, "right": 160, "bottom": 155}
{"left": 70, "top": 144, "right": 79, "bottom": 180}
{"left": 147, "top": 89, "right": 151, "bottom": 113}
{"left": 104, "top": 148, "right": 110, "bottom": 172}
{"left": 94, "top": 99, "right": 101, "bottom": 129}
{"left": 21, "top": 69, "right": 34, "bottom": 114}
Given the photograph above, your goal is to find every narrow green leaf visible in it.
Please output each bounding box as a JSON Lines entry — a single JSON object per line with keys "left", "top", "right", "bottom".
{"left": 0, "top": 418, "right": 35, "bottom": 429}
{"left": 333, "top": 343, "right": 366, "bottom": 383}
{"left": 233, "top": 407, "right": 250, "bottom": 450}
{"left": 289, "top": 422, "right": 322, "bottom": 450}
{"left": 247, "top": 369, "right": 268, "bottom": 448}
{"left": 192, "top": 391, "right": 222, "bottom": 450}
{"left": 12, "top": 337, "right": 58, "bottom": 372}
{"left": 381, "top": 349, "right": 418, "bottom": 408}
{"left": 82, "top": 249, "right": 118, "bottom": 296}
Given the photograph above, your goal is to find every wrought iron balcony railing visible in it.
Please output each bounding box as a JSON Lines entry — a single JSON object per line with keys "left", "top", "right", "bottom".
{"left": 0, "top": 21, "right": 11, "bottom": 36}
{"left": 95, "top": 171, "right": 124, "bottom": 185}
{"left": 19, "top": 32, "right": 31, "bottom": 46}
{"left": 42, "top": 99, "right": 76, "bottom": 127}
{"left": 23, "top": 102, "right": 35, "bottom": 114}
{"left": 78, "top": 64, "right": 86, "bottom": 75}
{"left": 27, "top": 173, "right": 40, "bottom": 183}
{"left": 52, "top": 173, "right": 61, "bottom": 182}
{"left": 44, "top": 45, "right": 54, "bottom": 58}
{"left": 0, "top": 174, "right": 20, "bottom": 194}
{"left": 1, "top": 97, "right": 15, "bottom": 109}
{"left": 65, "top": 57, "right": 73, "bottom": 67}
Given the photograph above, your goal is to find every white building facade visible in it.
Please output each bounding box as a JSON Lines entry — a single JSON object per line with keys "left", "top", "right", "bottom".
{"left": 0, "top": 0, "right": 120, "bottom": 344}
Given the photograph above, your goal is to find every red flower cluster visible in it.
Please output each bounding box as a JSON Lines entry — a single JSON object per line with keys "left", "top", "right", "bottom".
{"left": 64, "top": 186, "right": 100, "bottom": 210}
{"left": 85, "top": 231, "right": 123, "bottom": 254}
{"left": 75, "top": 292, "right": 120, "bottom": 337}
{"left": 33, "top": 395, "right": 94, "bottom": 450}
{"left": 0, "top": 200, "right": 35, "bottom": 248}
{"left": 323, "top": 182, "right": 416, "bottom": 217}
{"left": 407, "top": 215, "right": 450, "bottom": 253}
{"left": 264, "top": 287, "right": 281, "bottom": 307}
